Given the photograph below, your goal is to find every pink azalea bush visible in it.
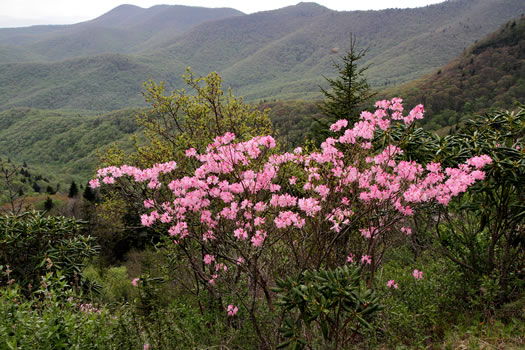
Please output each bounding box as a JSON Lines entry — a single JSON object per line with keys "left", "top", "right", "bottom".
{"left": 90, "top": 98, "right": 491, "bottom": 323}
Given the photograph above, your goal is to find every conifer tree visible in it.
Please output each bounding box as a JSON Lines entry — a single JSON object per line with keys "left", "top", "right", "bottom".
{"left": 83, "top": 184, "right": 96, "bottom": 202}
{"left": 68, "top": 181, "right": 78, "bottom": 198}
{"left": 32, "top": 182, "right": 41, "bottom": 193}
{"left": 313, "top": 35, "right": 375, "bottom": 144}
{"left": 44, "top": 196, "right": 54, "bottom": 211}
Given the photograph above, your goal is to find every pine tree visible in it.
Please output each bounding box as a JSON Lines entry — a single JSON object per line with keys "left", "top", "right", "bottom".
{"left": 68, "top": 181, "right": 78, "bottom": 198}
{"left": 83, "top": 184, "right": 96, "bottom": 202}
{"left": 313, "top": 35, "right": 375, "bottom": 144}
{"left": 44, "top": 196, "right": 54, "bottom": 211}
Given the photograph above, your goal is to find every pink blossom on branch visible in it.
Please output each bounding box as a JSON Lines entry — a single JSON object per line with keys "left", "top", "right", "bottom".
{"left": 361, "top": 255, "right": 372, "bottom": 265}
{"left": 91, "top": 98, "right": 491, "bottom": 292}
{"left": 412, "top": 269, "right": 423, "bottom": 280}
{"left": 227, "top": 304, "right": 239, "bottom": 316}
{"left": 387, "top": 280, "right": 398, "bottom": 289}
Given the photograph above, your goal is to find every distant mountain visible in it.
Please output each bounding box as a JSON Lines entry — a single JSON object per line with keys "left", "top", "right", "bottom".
{"left": 1, "top": 16, "right": 524, "bottom": 181}
{"left": 145, "top": 0, "right": 525, "bottom": 99}
{"left": 0, "top": 0, "right": 523, "bottom": 110}
{"left": 0, "top": 5, "right": 243, "bottom": 61}
{"left": 388, "top": 15, "right": 525, "bottom": 130}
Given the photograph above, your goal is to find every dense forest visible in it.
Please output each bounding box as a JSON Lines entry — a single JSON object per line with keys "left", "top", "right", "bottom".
{"left": 0, "top": 1, "right": 524, "bottom": 349}
{"left": 391, "top": 15, "right": 525, "bottom": 130}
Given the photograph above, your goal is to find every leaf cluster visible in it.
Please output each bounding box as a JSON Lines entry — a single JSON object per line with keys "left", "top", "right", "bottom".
{"left": 0, "top": 211, "right": 99, "bottom": 295}
{"left": 273, "top": 265, "right": 381, "bottom": 349}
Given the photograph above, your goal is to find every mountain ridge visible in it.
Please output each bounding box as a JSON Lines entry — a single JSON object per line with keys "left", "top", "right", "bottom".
{"left": 0, "top": 13, "right": 524, "bottom": 180}
{"left": 0, "top": 0, "right": 523, "bottom": 110}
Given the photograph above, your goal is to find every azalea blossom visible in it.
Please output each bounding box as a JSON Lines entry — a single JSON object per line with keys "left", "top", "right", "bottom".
{"left": 387, "top": 280, "right": 398, "bottom": 289}
{"left": 227, "top": 304, "right": 239, "bottom": 316}
{"left": 412, "top": 269, "right": 423, "bottom": 280}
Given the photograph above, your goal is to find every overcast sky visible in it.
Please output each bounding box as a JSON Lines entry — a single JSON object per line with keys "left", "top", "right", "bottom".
{"left": 0, "top": 0, "right": 446, "bottom": 27}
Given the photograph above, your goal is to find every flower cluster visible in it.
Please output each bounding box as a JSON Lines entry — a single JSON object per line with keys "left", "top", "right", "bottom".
{"left": 387, "top": 280, "right": 398, "bottom": 289}
{"left": 79, "top": 303, "right": 102, "bottom": 313}
{"left": 91, "top": 98, "right": 491, "bottom": 312}
{"left": 227, "top": 304, "right": 239, "bottom": 316}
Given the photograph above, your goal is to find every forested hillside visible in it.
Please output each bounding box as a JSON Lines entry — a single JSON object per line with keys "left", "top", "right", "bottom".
{"left": 0, "top": 108, "right": 141, "bottom": 180}
{"left": 0, "top": 5, "right": 243, "bottom": 61}
{"left": 0, "top": 0, "right": 523, "bottom": 110}
{"left": 1, "top": 15, "right": 524, "bottom": 178}
{"left": 390, "top": 15, "right": 525, "bottom": 130}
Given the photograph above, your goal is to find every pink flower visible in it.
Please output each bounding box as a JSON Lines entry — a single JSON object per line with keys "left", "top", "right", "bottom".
{"left": 88, "top": 178, "right": 100, "bottom": 188}
{"left": 143, "top": 344, "right": 150, "bottom": 350}
{"left": 132, "top": 278, "right": 139, "bottom": 287}
{"left": 234, "top": 228, "right": 248, "bottom": 240}
{"left": 209, "top": 274, "right": 218, "bottom": 285}
{"left": 330, "top": 119, "right": 348, "bottom": 132}
{"left": 387, "top": 280, "right": 398, "bottom": 289}
{"left": 360, "top": 142, "right": 372, "bottom": 149}
{"left": 102, "top": 176, "right": 115, "bottom": 185}
{"left": 401, "top": 226, "right": 412, "bottom": 235}
{"left": 360, "top": 227, "right": 375, "bottom": 239}
{"left": 361, "top": 255, "right": 372, "bottom": 265}
{"left": 251, "top": 230, "right": 266, "bottom": 247}
{"left": 298, "top": 197, "right": 321, "bottom": 216}
{"left": 254, "top": 202, "right": 267, "bottom": 212}
{"left": 203, "top": 254, "right": 215, "bottom": 265}
{"left": 227, "top": 304, "right": 239, "bottom": 316}
{"left": 466, "top": 155, "right": 492, "bottom": 169}
{"left": 185, "top": 147, "right": 197, "bottom": 157}
{"left": 412, "top": 269, "right": 423, "bottom": 280}
{"left": 143, "top": 199, "right": 155, "bottom": 209}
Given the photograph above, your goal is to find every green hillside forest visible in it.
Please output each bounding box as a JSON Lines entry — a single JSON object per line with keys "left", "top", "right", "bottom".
{"left": 390, "top": 15, "right": 525, "bottom": 130}
{"left": 0, "top": 1, "right": 524, "bottom": 349}
{"left": 0, "top": 0, "right": 524, "bottom": 110}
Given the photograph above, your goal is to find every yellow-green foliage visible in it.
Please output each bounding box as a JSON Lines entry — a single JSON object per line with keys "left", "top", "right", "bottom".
{"left": 84, "top": 265, "right": 136, "bottom": 303}
{"left": 106, "top": 68, "right": 274, "bottom": 169}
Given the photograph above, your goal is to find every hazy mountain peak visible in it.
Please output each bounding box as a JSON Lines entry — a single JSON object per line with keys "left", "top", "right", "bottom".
{"left": 281, "top": 2, "right": 331, "bottom": 14}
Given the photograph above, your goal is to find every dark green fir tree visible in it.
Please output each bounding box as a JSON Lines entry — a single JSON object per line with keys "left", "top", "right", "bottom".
{"left": 44, "top": 196, "right": 54, "bottom": 211}
{"left": 68, "top": 181, "right": 79, "bottom": 198}
{"left": 312, "top": 34, "right": 375, "bottom": 145}
{"left": 83, "top": 183, "right": 96, "bottom": 202}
